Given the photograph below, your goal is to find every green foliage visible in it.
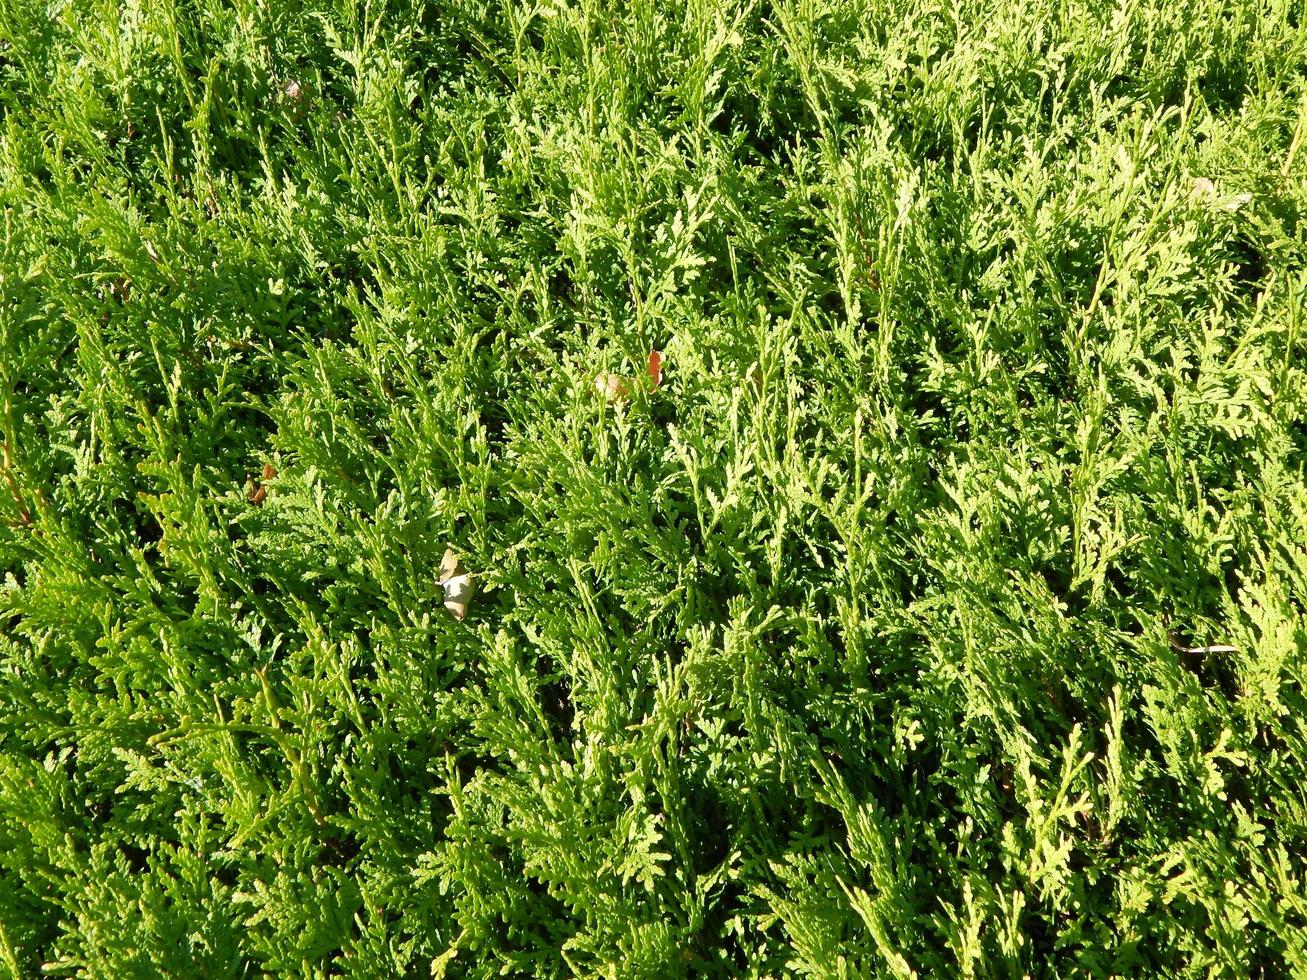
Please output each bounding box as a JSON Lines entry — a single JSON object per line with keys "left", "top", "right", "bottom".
{"left": 1, "top": 0, "right": 1306, "bottom": 974}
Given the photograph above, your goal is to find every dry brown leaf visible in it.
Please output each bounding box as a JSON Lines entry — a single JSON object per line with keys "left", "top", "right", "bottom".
{"left": 594, "top": 372, "right": 629, "bottom": 403}
{"left": 279, "top": 79, "right": 312, "bottom": 120}
{"left": 248, "top": 463, "right": 276, "bottom": 506}
{"left": 102, "top": 277, "right": 131, "bottom": 304}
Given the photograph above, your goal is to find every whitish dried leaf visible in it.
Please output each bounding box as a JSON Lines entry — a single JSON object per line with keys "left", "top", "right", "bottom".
{"left": 439, "top": 548, "right": 476, "bottom": 621}
{"left": 1190, "top": 177, "right": 1253, "bottom": 212}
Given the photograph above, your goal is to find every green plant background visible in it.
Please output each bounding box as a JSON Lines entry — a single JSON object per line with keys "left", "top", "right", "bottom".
{"left": 1, "top": 0, "right": 1306, "bottom": 975}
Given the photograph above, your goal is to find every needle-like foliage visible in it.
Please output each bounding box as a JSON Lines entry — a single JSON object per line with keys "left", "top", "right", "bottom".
{"left": 1, "top": 0, "right": 1306, "bottom": 975}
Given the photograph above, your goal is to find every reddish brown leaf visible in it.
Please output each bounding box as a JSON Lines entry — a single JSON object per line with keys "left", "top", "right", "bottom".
{"left": 647, "top": 349, "right": 663, "bottom": 388}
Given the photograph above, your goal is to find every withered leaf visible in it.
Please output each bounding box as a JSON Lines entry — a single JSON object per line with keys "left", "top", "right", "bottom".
{"left": 1190, "top": 177, "right": 1253, "bottom": 212}
{"left": 248, "top": 463, "right": 276, "bottom": 506}
{"left": 594, "top": 372, "right": 629, "bottom": 403}
{"left": 439, "top": 548, "right": 476, "bottom": 621}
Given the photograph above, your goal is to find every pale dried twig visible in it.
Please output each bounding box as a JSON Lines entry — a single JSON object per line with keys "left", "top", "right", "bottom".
{"left": 1169, "top": 636, "right": 1238, "bottom": 656}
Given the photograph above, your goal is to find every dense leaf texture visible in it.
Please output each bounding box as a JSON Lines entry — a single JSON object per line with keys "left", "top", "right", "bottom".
{"left": 2, "top": 0, "right": 1306, "bottom": 975}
